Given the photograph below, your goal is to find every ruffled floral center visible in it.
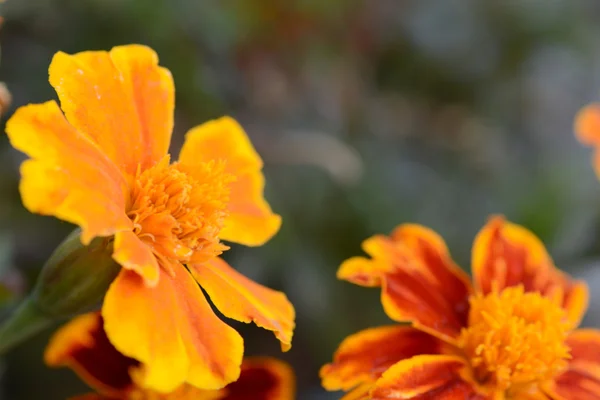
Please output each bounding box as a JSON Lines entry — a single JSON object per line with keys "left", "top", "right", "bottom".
{"left": 127, "top": 155, "right": 234, "bottom": 269}
{"left": 458, "top": 285, "right": 570, "bottom": 394}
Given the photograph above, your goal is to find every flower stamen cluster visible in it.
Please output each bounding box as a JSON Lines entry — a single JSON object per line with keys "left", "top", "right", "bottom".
{"left": 128, "top": 156, "right": 235, "bottom": 269}
{"left": 459, "top": 285, "right": 571, "bottom": 393}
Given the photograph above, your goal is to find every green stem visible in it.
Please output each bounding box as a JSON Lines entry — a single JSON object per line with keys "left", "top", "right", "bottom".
{"left": 0, "top": 297, "right": 52, "bottom": 355}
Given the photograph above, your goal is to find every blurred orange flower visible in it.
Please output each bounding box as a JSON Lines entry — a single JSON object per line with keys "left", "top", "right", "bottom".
{"left": 5, "top": 44, "right": 294, "bottom": 392}
{"left": 46, "top": 312, "right": 295, "bottom": 400}
{"left": 575, "top": 103, "right": 600, "bottom": 176}
{"left": 321, "top": 216, "right": 597, "bottom": 399}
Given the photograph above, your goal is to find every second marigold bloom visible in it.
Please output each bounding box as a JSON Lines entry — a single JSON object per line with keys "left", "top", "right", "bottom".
{"left": 321, "top": 216, "right": 598, "bottom": 399}
{"left": 5, "top": 44, "right": 295, "bottom": 392}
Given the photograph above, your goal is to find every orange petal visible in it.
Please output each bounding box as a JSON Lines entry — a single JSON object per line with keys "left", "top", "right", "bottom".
{"left": 382, "top": 270, "right": 471, "bottom": 343}
{"left": 102, "top": 265, "right": 244, "bottom": 393}
{"left": 337, "top": 235, "right": 397, "bottom": 287}
{"left": 5, "top": 101, "right": 132, "bottom": 244}
{"left": 565, "top": 329, "right": 600, "bottom": 378}
{"left": 188, "top": 257, "right": 295, "bottom": 351}
{"left": 390, "top": 224, "right": 472, "bottom": 315}
{"left": 370, "top": 355, "right": 488, "bottom": 400}
{"left": 112, "top": 231, "right": 159, "bottom": 287}
{"left": 49, "top": 49, "right": 143, "bottom": 174}
{"left": 320, "top": 326, "right": 446, "bottom": 392}
{"left": 49, "top": 45, "right": 173, "bottom": 174}
{"left": 550, "top": 370, "right": 600, "bottom": 400}
{"left": 339, "top": 227, "right": 471, "bottom": 343}
{"left": 217, "top": 357, "right": 295, "bottom": 400}
{"left": 179, "top": 117, "right": 281, "bottom": 246}
{"left": 44, "top": 312, "right": 138, "bottom": 398}
{"left": 109, "top": 45, "right": 174, "bottom": 169}
{"left": 472, "top": 216, "right": 589, "bottom": 328}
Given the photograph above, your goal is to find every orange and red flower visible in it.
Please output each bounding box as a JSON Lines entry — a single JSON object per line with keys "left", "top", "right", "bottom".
{"left": 321, "top": 217, "right": 598, "bottom": 399}
{"left": 45, "top": 311, "right": 295, "bottom": 400}
{"left": 5, "top": 44, "right": 294, "bottom": 392}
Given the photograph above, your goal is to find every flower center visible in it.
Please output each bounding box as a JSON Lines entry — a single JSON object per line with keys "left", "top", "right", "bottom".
{"left": 127, "top": 156, "right": 234, "bottom": 268}
{"left": 458, "top": 285, "right": 570, "bottom": 393}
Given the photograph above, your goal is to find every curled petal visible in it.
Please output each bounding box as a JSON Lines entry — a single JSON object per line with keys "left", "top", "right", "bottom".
{"left": 370, "top": 355, "right": 488, "bottom": 400}
{"left": 49, "top": 45, "right": 174, "bottom": 174}
{"left": 472, "top": 216, "right": 589, "bottom": 328}
{"left": 337, "top": 236, "right": 397, "bottom": 287}
{"left": 320, "top": 326, "right": 446, "bottom": 392}
{"left": 339, "top": 227, "right": 470, "bottom": 343}
{"left": 102, "top": 265, "right": 244, "bottom": 393}
{"left": 5, "top": 101, "right": 131, "bottom": 244}
{"left": 44, "top": 312, "right": 137, "bottom": 398}
{"left": 112, "top": 231, "right": 159, "bottom": 287}
{"left": 179, "top": 117, "right": 281, "bottom": 246}
{"left": 189, "top": 257, "right": 295, "bottom": 351}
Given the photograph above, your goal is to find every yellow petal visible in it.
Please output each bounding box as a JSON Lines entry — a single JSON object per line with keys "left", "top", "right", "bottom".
{"left": 112, "top": 231, "right": 160, "bottom": 287}
{"left": 179, "top": 117, "right": 281, "bottom": 246}
{"left": 109, "top": 45, "right": 174, "bottom": 169}
{"left": 102, "top": 265, "right": 243, "bottom": 393}
{"left": 49, "top": 45, "right": 174, "bottom": 175}
{"left": 5, "top": 101, "right": 131, "bottom": 244}
{"left": 189, "top": 257, "right": 295, "bottom": 351}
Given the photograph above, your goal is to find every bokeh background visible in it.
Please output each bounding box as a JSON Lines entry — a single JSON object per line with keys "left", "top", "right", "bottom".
{"left": 1, "top": 0, "right": 600, "bottom": 398}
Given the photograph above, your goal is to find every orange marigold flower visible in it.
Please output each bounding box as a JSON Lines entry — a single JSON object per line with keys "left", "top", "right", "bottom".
{"left": 45, "top": 312, "right": 295, "bottom": 400}
{"left": 321, "top": 216, "right": 597, "bottom": 399}
{"left": 5, "top": 44, "right": 294, "bottom": 392}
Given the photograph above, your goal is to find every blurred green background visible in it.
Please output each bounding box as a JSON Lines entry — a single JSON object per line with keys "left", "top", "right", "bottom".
{"left": 1, "top": 0, "right": 600, "bottom": 399}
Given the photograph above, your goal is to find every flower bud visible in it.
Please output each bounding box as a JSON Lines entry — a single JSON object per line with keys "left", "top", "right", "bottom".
{"left": 0, "top": 229, "right": 120, "bottom": 354}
